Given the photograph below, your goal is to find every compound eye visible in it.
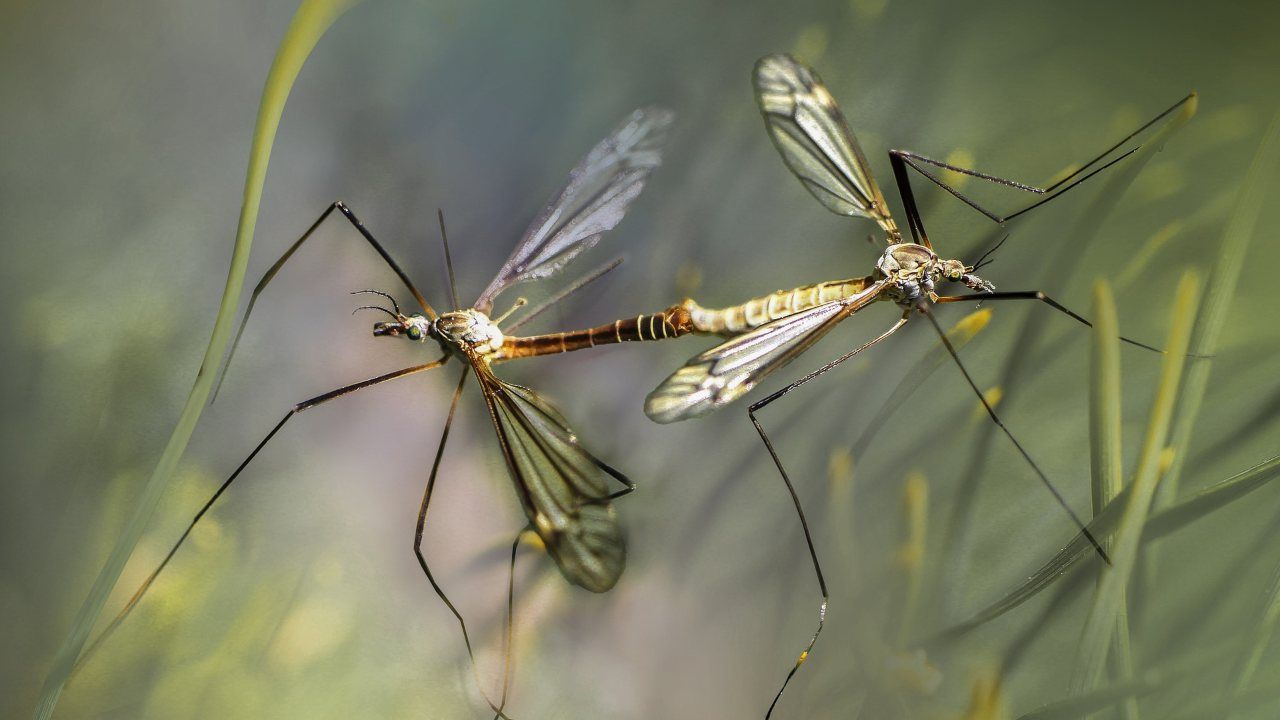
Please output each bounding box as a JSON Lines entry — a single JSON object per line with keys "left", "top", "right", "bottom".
{"left": 407, "top": 326, "right": 422, "bottom": 341}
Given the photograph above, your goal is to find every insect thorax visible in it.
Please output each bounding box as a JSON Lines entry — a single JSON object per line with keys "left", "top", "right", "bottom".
{"left": 876, "top": 243, "right": 942, "bottom": 303}
{"left": 433, "top": 309, "right": 505, "bottom": 355}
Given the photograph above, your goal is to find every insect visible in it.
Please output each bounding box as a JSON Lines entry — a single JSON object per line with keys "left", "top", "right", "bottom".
{"left": 74, "top": 107, "right": 697, "bottom": 717}
{"left": 645, "top": 54, "right": 1193, "bottom": 717}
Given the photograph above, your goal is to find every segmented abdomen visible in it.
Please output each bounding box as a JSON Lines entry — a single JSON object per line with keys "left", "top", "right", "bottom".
{"left": 499, "top": 304, "right": 695, "bottom": 360}
{"left": 683, "top": 275, "right": 876, "bottom": 335}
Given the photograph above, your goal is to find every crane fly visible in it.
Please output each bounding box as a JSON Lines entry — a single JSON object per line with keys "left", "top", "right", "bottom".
{"left": 644, "top": 54, "right": 1194, "bottom": 717}
{"left": 74, "top": 107, "right": 699, "bottom": 718}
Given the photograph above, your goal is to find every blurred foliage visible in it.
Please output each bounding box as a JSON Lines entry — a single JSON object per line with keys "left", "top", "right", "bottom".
{"left": 4, "top": 1, "right": 1280, "bottom": 719}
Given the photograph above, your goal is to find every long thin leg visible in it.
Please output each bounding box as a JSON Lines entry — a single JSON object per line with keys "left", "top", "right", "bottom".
{"left": 72, "top": 357, "right": 448, "bottom": 674}
{"left": 887, "top": 94, "right": 1196, "bottom": 243}
{"left": 890, "top": 145, "right": 1135, "bottom": 236}
{"left": 747, "top": 313, "right": 910, "bottom": 719}
{"left": 935, "top": 291, "right": 1163, "bottom": 353}
{"left": 214, "top": 201, "right": 437, "bottom": 399}
{"left": 493, "top": 528, "right": 531, "bottom": 719}
{"left": 410, "top": 369, "right": 513, "bottom": 720}
{"left": 918, "top": 305, "right": 1110, "bottom": 563}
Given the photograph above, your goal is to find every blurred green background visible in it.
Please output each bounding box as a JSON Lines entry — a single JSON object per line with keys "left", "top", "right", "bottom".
{"left": 4, "top": 0, "right": 1280, "bottom": 718}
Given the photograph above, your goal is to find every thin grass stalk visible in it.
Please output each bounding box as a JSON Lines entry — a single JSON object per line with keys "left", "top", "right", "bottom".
{"left": 1087, "top": 279, "right": 1140, "bottom": 719}
{"left": 895, "top": 472, "right": 928, "bottom": 648}
{"left": 1227, "top": 559, "right": 1280, "bottom": 715}
{"left": 937, "top": 453, "right": 1280, "bottom": 639}
{"left": 31, "top": 3, "right": 360, "bottom": 718}
{"left": 942, "top": 96, "right": 1198, "bottom": 610}
{"left": 1070, "top": 270, "right": 1200, "bottom": 696}
{"left": 1147, "top": 107, "right": 1280, "bottom": 555}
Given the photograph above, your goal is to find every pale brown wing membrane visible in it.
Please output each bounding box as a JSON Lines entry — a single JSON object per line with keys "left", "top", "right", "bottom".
{"left": 645, "top": 281, "right": 889, "bottom": 423}
{"left": 472, "top": 358, "right": 626, "bottom": 593}
{"left": 475, "top": 107, "right": 674, "bottom": 313}
{"left": 754, "top": 54, "right": 899, "bottom": 241}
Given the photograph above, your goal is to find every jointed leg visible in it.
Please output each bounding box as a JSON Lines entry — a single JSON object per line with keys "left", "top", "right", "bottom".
{"left": 918, "top": 305, "right": 1110, "bottom": 563}
{"left": 493, "top": 528, "right": 532, "bottom": 719}
{"left": 747, "top": 313, "right": 909, "bottom": 718}
{"left": 410, "top": 369, "right": 514, "bottom": 720}
{"left": 72, "top": 357, "right": 448, "bottom": 674}
{"left": 214, "top": 202, "right": 436, "bottom": 399}
{"left": 935, "top": 291, "right": 1163, "bottom": 353}
{"left": 887, "top": 94, "right": 1196, "bottom": 244}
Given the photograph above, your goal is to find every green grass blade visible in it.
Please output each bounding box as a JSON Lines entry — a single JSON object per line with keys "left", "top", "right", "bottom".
{"left": 942, "top": 95, "right": 1198, "bottom": 606}
{"left": 1111, "top": 220, "right": 1183, "bottom": 292}
{"left": 937, "top": 453, "right": 1280, "bottom": 639}
{"left": 1070, "top": 271, "right": 1200, "bottom": 696}
{"left": 895, "top": 472, "right": 929, "bottom": 648}
{"left": 1228, "top": 557, "right": 1280, "bottom": 711}
{"left": 1144, "top": 454, "right": 1280, "bottom": 536}
{"left": 31, "top": 3, "right": 360, "bottom": 718}
{"left": 1015, "top": 624, "right": 1274, "bottom": 720}
{"left": 1169, "top": 676, "right": 1280, "bottom": 720}
{"left": 1137, "top": 107, "right": 1280, "bottom": 638}
{"left": 1155, "top": 108, "right": 1280, "bottom": 510}
{"left": 1087, "top": 279, "right": 1139, "bottom": 720}
{"left": 1089, "top": 280, "right": 1124, "bottom": 523}
{"left": 1018, "top": 674, "right": 1163, "bottom": 720}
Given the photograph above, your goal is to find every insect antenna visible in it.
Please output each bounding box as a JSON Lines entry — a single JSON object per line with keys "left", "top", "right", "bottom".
{"left": 918, "top": 306, "right": 1111, "bottom": 564}
{"left": 350, "top": 305, "right": 399, "bottom": 320}
{"left": 351, "top": 289, "right": 402, "bottom": 315}
{"left": 971, "top": 234, "right": 1011, "bottom": 273}
{"left": 503, "top": 257, "right": 626, "bottom": 332}
{"left": 438, "top": 208, "right": 461, "bottom": 312}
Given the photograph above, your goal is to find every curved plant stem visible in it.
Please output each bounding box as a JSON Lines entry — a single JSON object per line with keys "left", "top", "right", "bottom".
{"left": 32, "top": 3, "right": 361, "bottom": 718}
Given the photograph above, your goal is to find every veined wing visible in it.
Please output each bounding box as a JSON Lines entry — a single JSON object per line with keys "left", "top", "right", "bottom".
{"left": 645, "top": 280, "right": 889, "bottom": 423}
{"left": 475, "top": 107, "right": 675, "bottom": 313}
{"left": 754, "top": 54, "right": 899, "bottom": 240}
{"left": 472, "top": 357, "right": 627, "bottom": 592}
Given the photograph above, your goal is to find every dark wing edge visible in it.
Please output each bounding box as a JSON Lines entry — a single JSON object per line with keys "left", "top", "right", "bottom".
{"left": 753, "top": 54, "right": 899, "bottom": 240}
{"left": 645, "top": 281, "right": 889, "bottom": 423}
{"left": 473, "top": 359, "right": 626, "bottom": 592}
{"left": 475, "top": 107, "right": 675, "bottom": 312}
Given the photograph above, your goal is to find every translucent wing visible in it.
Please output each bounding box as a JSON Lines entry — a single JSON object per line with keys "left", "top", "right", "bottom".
{"left": 475, "top": 107, "right": 675, "bottom": 313}
{"left": 645, "top": 281, "right": 888, "bottom": 423}
{"left": 473, "top": 358, "right": 627, "bottom": 592}
{"left": 754, "top": 54, "right": 899, "bottom": 241}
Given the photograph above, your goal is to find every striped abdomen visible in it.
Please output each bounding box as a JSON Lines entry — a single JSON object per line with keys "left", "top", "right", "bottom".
{"left": 683, "top": 275, "right": 876, "bottom": 335}
{"left": 499, "top": 304, "right": 695, "bottom": 359}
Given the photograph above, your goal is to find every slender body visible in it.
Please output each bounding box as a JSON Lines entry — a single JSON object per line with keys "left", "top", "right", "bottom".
{"left": 76, "top": 107, "right": 693, "bottom": 719}
{"left": 642, "top": 53, "right": 1194, "bottom": 719}
{"left": 500, "top": 304, "right": 695, "bottom": 358}
{"left": 681, "top": 276, "right": 875, "bottom": 335}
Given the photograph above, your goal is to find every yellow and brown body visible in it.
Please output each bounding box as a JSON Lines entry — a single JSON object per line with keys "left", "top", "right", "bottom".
{"left": 498, "top": 304, "right": 696, "bottom": 360}
{"left": 680, "top": 275, "right": 877, "bottom": 335}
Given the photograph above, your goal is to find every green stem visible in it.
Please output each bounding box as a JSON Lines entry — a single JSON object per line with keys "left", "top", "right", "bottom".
{"left": 32, "top": 3, "right": 360, "bottom": 718}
